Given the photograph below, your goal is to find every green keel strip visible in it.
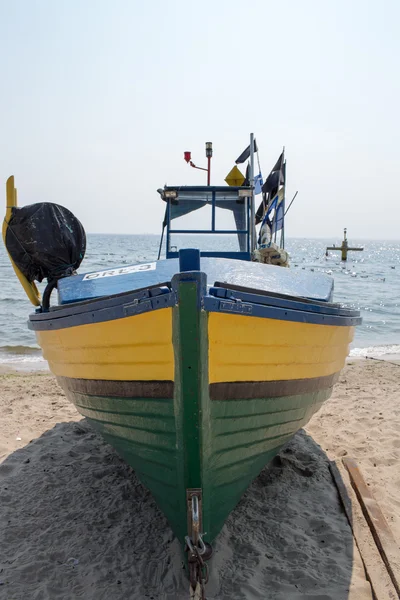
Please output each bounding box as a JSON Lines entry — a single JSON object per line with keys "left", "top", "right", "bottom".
{"left": 172, "top": 278, "right": 209, "bottom": 543}
{"left": 178, "top": 282, "right": 202, "bottom": 488}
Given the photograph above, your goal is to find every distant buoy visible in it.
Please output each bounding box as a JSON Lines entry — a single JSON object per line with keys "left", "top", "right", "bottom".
{"left": 326, "top": 228, "right": 364, "bottom": 261}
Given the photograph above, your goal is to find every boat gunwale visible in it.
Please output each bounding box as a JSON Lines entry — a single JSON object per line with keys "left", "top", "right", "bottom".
{"left": 28, "top": 276, "right": 361, "bottom": 332}
{"left": 30, "top": 282, "right": 174, "bottom": 319}
{"left": 211, "top": 282, "right": 356, "bottom": 315}
{"left": 204, "top": 296, "right": 361, "bottom": 327}
{"left": 28, "top": 290, "right": 177, "bottom": 331}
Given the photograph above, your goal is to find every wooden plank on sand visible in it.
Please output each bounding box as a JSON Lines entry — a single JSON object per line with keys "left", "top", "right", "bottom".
{"left": 329, "top": 460, "right": 398, "bottom": 600}
{"left": 343, "top": 456, "right": 400, "bottom": 598}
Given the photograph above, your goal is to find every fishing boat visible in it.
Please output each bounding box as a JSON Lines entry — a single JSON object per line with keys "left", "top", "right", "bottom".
{"left": 3, "top": 137, "right": 361, "bottom": 594}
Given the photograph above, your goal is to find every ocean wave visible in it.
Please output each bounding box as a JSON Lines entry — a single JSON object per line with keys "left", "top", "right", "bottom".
{"left": 0, "top": 345, "right": 41, "bottom": 355}
{"left": 0, "top": 345, "right": 47, "bottom": 370}
{"left": 350, "top": 344, "right": 400, "bottom": 358}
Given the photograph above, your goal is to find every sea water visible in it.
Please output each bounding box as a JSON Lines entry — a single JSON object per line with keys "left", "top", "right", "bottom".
{"left": 0, "top": 235, "right": 399, "bottom": 369}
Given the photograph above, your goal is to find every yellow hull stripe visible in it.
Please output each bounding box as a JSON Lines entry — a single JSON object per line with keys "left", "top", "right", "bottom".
{"left": 36, "top": 307, "right": 353, "bottom": 385}
{"left": 208, "top": 312, "right": 354, "bottom": 384}
{"left": 36, "top": 308, "right": 174, "bottom": 381}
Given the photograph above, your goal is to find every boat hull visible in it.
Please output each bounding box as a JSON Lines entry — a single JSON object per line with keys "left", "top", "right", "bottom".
{"left": 55, "top": 377, "right": 333, "bottom": 543}
{"left": 29, "top": 257, "right": 360, "bottom": 548}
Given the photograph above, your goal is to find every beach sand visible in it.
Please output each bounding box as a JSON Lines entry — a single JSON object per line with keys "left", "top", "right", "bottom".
{"left": 0, "top": 360, "right": 398, "bottom": 599}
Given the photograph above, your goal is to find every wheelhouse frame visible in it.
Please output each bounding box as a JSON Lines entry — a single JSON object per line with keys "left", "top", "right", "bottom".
{"left": 163, "top": 186, "right": 253, "bottom": 261}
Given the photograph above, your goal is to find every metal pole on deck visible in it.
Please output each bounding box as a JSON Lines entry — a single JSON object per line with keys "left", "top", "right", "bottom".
{"left": 249, "top": 133, "right": 256, "bottom": 252}
{"left": 206, "top": 142, "right": 212, "bottom": 186}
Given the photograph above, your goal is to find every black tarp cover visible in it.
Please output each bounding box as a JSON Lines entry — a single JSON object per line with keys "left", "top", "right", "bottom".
{"left": 5, "top": 203, "right": 86, "bottom": 283}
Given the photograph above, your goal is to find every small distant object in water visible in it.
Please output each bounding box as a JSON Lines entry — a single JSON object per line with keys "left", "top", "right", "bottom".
{"left": 360, "top": 275, "right": 368, "bottom": 278}
{"left": 302, "top": 267, "right": 305, "bottom": 270}
{"left": 326, "top": 228, "right": 364, "bottom": 261}
{"left": 294, "top": 264, "right": 298, "bottom": 267}
{"left": 310, "top": 268, "right": 314, "bottom": 272}
{"left": 391, "top": 266, "right": 395, "bottom": 269}
{"left": 326, "top": 269, "right": 332, "bottom": 275}
{"left": 351, "top": 272, "right": 357, "bottom": 277}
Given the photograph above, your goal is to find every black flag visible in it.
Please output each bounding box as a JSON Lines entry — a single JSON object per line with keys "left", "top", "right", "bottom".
{"left": 261, "top": 152, "right": 284, "bottom": 195}
{"left": 271, "top": 152, "right": 284, "bottom": 175}
{"left": 235, "top": 139, "right": 258, "bottom": 164}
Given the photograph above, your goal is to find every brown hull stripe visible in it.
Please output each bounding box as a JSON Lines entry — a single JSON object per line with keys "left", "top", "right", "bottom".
{"left": 57, "top": 373, "right": 338, "bottom": 401}
{"left": 57, "top": 377, "right": 174, "bottom": 399}
{"left": 209, "top": 372, "right": 340, "bottom": 400}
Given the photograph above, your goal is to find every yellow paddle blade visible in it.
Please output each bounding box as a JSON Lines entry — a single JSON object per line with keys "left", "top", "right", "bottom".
{"left": 3, "top": 176, "right": 41, "bottom": 306}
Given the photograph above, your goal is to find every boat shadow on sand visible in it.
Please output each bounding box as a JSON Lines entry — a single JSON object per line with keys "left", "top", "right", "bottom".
{"left": 0, "top": 422, "right": 371, "bottom": 600}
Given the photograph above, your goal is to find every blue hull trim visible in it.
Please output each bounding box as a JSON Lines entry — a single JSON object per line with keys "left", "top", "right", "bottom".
{"left": 29, "top": 288, "right": 177, "bottom": 331}
{"left": 29, "top": 278, "right": 360, "bottom": 333}
{"left": 203, "top": 296, "right": 361, "bottom": 327}
{"left": 208, "top": 286, "right": 357, "bottom": 317}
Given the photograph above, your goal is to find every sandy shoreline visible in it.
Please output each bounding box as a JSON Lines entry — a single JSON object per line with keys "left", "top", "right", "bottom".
{"left": 0, "top": 360, "right": 399, "bottom": 599}
{"left": 306, "top": 359, "right": 400, "bottom": 542}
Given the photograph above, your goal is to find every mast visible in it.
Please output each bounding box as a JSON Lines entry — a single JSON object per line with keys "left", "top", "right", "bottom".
{"left": 249, "top": 133, "right": 256, "bottom": 252}
{"left": 281, "top": 147, "right": 286, "bottom": 249}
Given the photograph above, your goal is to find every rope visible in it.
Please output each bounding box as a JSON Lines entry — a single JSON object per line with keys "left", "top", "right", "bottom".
{"left": 189, "top": 582, "right": 203, "bottom": 600}
{"left": 364, "top": 356, "right": 400, "bottom": 368}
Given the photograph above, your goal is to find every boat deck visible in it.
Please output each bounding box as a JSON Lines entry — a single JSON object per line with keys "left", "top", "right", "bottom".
{"left": 57, "top": 257, "right": 335, "bottom": 305}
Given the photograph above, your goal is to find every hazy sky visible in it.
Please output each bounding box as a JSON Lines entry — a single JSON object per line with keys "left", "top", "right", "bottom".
{"left": 1, "top": 0, "right": 399, "bottom": 239}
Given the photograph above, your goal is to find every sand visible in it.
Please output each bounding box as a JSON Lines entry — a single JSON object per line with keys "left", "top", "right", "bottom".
{"left": 306, "top": 359, "right": 400, "bottom": 542}
{"left": 0, "top": 360, "right": 398, "bottom": 599}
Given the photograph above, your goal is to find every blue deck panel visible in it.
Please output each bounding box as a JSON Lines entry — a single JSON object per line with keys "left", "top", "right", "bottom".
{"left": 58, "top": 257, "right": 334, "bottom": 305}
